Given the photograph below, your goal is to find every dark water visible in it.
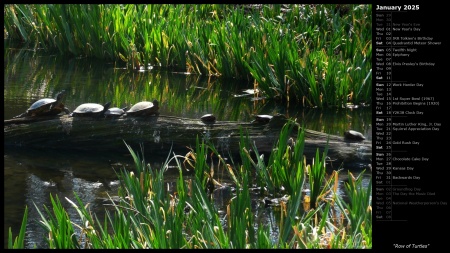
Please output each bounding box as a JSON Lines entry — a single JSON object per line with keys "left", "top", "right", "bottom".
{"left": 4, "top": 49, "right": 372, "bottom": 248}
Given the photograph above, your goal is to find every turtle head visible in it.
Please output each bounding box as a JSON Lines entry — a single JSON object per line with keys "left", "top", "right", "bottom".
{"left": 103, "top": 102, "right": 112, "bottom": 111}
{"left": 152, "top": 99, "right": 159, "bottom": 107}
{"left": 55, "top": 90, "right": 67, "bottom": 101}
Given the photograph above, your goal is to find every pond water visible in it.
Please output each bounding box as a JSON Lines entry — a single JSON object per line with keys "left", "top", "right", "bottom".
{"left": 4, "top": 49, "right": 372, "bottom": 248}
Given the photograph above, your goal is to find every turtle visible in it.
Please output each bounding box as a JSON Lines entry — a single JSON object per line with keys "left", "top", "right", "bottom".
{"left": 105, "top": 106, "right": 127, "bottom": 118}
{"left": 251, "top": 113, "right": 287, "bottom": 125}
{"left": 70, "top": 102, "right": 111, "bottom": 117}
{"left": 251, "top": 114, "right": 273, "bottom": 124}
{"left": 344, "top": 130, "right": 365, "bottom": 141}
{"left": 200, "top": 114, "right": 216, "bottom": 123}
{"left": 126, "top": 99, "right": 159, "bottom": 117}
{"left": 13, "top": 90, "right": 70, "bottom": 118}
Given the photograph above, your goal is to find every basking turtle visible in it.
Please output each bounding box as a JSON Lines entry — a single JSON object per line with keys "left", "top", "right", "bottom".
{"left": 105, "top": 106, "right": 127, "bottom": 118}
{"left": 70, "top": 102, "right": 111, "bottom": 117}
{"left": 126, "top": 99, "right": 159, "bottom": 117}
{"left": 13, "top": 90, "right": 70, "bottom": 118}
{"left": 200, "top": 114, "right": 216, "bottom": 123}
{"left": 251, "top": 114, "right": 273, "bottom": 124}
{"left": 251, "top": 113, "right": 287, "bottom": 125}
{"left": 344, "top": 130, "right": 365, "bottom": 141}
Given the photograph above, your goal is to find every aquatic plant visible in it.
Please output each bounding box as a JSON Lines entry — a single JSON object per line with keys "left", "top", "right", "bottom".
{"left": 8, "top": 121, "right": 371, "bottom": 249}
{"left": 4, "top": 4, "right": 372, "bottom": 106}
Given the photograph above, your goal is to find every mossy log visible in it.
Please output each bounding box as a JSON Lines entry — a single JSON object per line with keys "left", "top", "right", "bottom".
{"left": 4, "top": 115, "right": 372, "bottom": 169}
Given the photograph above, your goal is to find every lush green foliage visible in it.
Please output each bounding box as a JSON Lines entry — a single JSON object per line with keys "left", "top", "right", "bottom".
{"left": 8, "top": 121, "right": 372, "bottom": 249}
{"left": 7, "top": 206, "right": 28, "bottom": 249}
{"left": 4, "top": 48, "right": 372, "bottom": 136}
{"left": 4, "top": 4, "right": 372, "bottom": 106}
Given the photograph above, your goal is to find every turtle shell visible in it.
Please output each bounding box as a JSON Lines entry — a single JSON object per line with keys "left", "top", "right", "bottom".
{"left": 105, "top": 107, "right": 127, "bottom": 117}
{"left": 201, "top": 114, "right": 216, "bottom": 123}
{"left": 28, "top": 98, "right": 57, "bottom": 111}
{"left": 126, "top": 99, "right": 159, "bottom": 116}
{"left": 251, "top": 114, "right": 274, "bottom": 124}
{"left": 251, "top": 114, "right": 288, "bottom": 126}
{"left": 253, "top": 114, "right": 273, "bottom": 123}
{"left": 71, "top": 102, "right": 111, "bottom": 117}
{"left": 344, "top": 130, "right": 365, "bottom": 141}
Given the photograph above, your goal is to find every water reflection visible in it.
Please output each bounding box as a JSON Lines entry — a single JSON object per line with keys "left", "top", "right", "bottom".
{"left": 4, "top": 50, "right": 372, "bottom": 248}
{"left": 4, "top": 49, "right": 372, "bottom": 136}
{"left": 4, "top": 148, "right": 371, "bottom": 248}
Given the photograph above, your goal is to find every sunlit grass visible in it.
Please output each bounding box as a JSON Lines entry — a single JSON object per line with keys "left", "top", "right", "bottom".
{"left": 7, "top": 206, "right": 28, "bottom": 249}
{"left": 4, "top": 4, "right": 372, "bottom": 107}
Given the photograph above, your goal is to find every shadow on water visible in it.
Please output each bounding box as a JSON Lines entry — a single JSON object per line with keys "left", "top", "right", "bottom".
{"left": 4, "top": 145, "right": 371, "bottom": 249}
{"left": 4, "top": 146, "right": 182, "bottom": 249}
{"left": 4, "top": 49, "right": 372, "bottom": 248}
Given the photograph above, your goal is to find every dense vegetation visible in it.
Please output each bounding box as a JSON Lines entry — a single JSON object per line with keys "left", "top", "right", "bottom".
{"left": 4, "top": 4, "right": 372, "bottom": 107}
{"left": 8, "top": 122, "right": 372, "bottom": 249}
{"left": 5, "top": 5, "right": 372, "bottom": 249}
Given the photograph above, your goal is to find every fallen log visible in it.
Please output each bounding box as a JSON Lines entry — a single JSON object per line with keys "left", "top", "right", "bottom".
{"left": 4, "top": 115, "right": 372, "bottom": 169}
